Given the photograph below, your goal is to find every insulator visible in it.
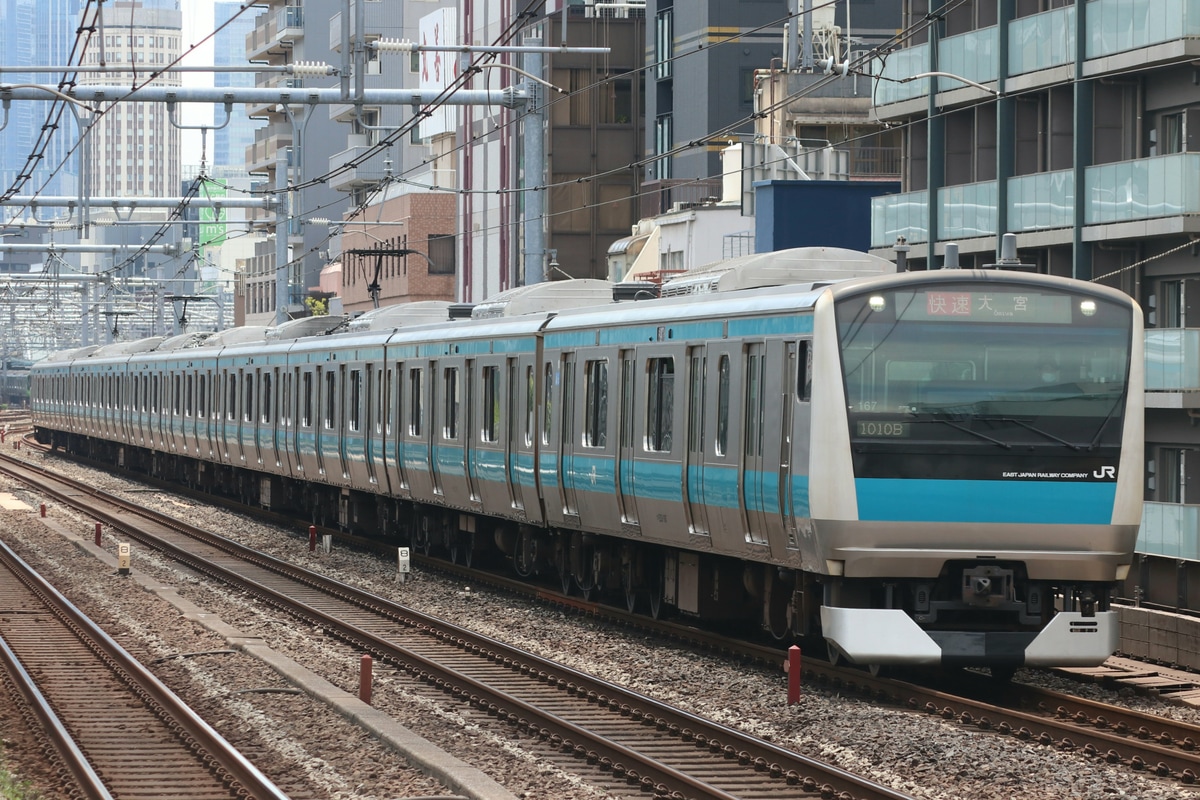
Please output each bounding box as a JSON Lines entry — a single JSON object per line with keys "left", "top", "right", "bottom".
{"left": 289, "top": 61, "right": 330, "bottom": 76}
{"left": 373, "top": 38, "right": 415, "bottom": 53}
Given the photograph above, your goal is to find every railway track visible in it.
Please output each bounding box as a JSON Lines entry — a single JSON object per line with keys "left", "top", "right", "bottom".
{"left": 16, "top": 430, "right": 1200, "bottom": 789}
{"left": 0, "top": 536, "right": 289, "bottom": 800}
{"left": 0, "top": 452, "right": 915, "bottom": 800}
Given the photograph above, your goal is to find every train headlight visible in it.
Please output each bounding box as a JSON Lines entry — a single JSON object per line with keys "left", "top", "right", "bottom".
{"left": 1079, "top": 300, "right": 1097, "bottom": 317}
{"left": 868, "top": 295, "right": 887, "bottom": 312}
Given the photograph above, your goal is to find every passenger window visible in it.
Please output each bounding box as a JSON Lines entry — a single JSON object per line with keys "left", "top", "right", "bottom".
{"left": 443, "top": 367, "right": 459, "bottom": 440}
{"left": 525, "top": 366, "right": 534, "bottom": 446}
{"left": 349, "top": 369, "right": 361, "bottom": 432}
{"left": 584, "top": 359, "right": 608, "bottom": 448}
{"left": 324, "top": 372, "right": 336, "bottom": 429}
{"left": 798, "top": 340, "right": 812, "bottom": 402}
{"left": 302, "top": 372, "right": 313, "bottom": 427}
{"left": 646, "top": 357, "right": 674, "bottom": 452}
{"left": 542, "top": 363, "right": 554, "bottom": 446}
{"left": 262, "top": 373, "right": 273, "bottom": 424}
{"left": 482, "top": 366, "right": 499, "bottom": 442}
{"left": 409, "top": 368, "right": 423, "bottom": 436}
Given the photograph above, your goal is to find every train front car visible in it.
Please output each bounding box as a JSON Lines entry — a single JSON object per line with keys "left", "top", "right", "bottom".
{"left": 809, "top": 270, "right": 1142, "bottom": 673}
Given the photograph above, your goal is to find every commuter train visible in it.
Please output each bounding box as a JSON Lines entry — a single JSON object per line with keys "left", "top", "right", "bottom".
{"left": 29, "top": 247, "right": 1144, "bottom": 675}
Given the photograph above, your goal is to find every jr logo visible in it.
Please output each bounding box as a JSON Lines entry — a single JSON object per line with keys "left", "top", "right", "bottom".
{"left": 1093, "top": 466, "right": 1116, "bottom": 479}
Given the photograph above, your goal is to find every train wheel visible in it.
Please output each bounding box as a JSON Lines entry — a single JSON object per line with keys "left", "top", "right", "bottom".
{"left": 622, "top": 562, "right": 639, "bottom": 614}
{"left": 648, "top": 587, "right": 663, "bottom": 619}
{"left": 513, "top": 527, "right": 537, "bottom": 578}
{"left": 575, "top": 548, "right": 596, "bottom": 601}
{"left": 413, "top": 520, "right": 432, "bottom": 556}
{"left": 450, "top": 532, "right": 474, "bottom": 568}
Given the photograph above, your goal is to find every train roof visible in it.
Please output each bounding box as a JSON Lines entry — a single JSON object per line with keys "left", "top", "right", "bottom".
{"left": 657, "top": 246, "right": 894, "bottom": 297}
{"left": 347, "top": 301, "right": 455, "bottom": 332}
{"left": 468, "top": 279, "right": 614, "bottom": 319}
{"left": 90, "top": 337, "right": 166, "bottom": 357}
{"left": 265, "top": 316, "right": 348, "bottom": 341}
{"left": 155, "top": 331, "right": 214, "bottom": 351}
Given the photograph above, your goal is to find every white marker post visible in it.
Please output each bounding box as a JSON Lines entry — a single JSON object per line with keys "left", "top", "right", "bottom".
{"left": 117, "top": 542, "right": 131, "bottom": 576}
{"left": 397, "top": 546, "right": 411, "bottom": 583}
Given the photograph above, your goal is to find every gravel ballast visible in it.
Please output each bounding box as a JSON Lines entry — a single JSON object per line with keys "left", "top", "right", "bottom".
{"left": 1, "top": 446, "right": 1196, "bottom": 800}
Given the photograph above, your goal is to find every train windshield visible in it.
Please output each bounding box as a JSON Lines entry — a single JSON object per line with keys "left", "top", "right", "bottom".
{"left": 834, "top": 281, "right": 1132, "bottom": 451}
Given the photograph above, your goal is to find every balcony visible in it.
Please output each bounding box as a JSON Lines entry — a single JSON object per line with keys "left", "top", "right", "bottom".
{"left": 247, "top": 75, "right": 301, "bottom": 119}
{"left": 1085, "top": 152, "right": 1200, "bottom": 226}
{"left": 246, "top": 5, "right": 304, "bottom": 65}
{"left": 245, "top": 127, "right": 293, "bottom": 175}
{"left": 1145, "top": 327, "right": 1200, "bottom": 408}
{"left": 937, "top": 180, "right": 997, "bottom": 241}
{"left": 328, "top": 144, "right": 391, "bottom": 194}
{"left": 1087, "top": 0, "right": 1200, "bottom": 60}
{"left": 870, "top": 189, "right": 928, "bottom": 247}
{"left": 871, "top": 153, "right": 1200, "bottom": 247}
{"left": 878, "top": 2, "right": 1200, "bottom": 112}
{"left": 1010, "top": 5, "right": 1076, "bottom": 75}
{"left": 1008, "top": 169, "right": 1075, "bottom": 232}
{"left": 1139, "top": 502, "right": 1200, "bottom": 561}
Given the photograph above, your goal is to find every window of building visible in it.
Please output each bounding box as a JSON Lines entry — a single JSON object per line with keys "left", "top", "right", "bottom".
{"left": 655, "top": 9, "right": 673, "bottom": 79}
{"left": 654, "top": 115, "right": 673, "bottom": 179}
{"left": 427, "top": 234, "right": 456, "bottom": 274}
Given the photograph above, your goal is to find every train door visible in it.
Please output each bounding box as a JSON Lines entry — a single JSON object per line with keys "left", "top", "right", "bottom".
{"left": 742, "top": 340, "right": 791, "bottom": 551}
{"left": 781, "top": 341, "right": 808, "bottom": 545}
{"left": 341, "top": 364, "right": 357, "bottom": 482}
{"left": 337, "top": 365, "right": 352, "bottom": 480}
{"left": 616, "top": 350, "right": 638, "bottom": 527}
{"left": 559, "top": 354, "right": 579, "bottom": 518}
{"left": 430, "top": 360, "right": 444, "bottom": 496}
{"left": 315, "top": 367, "right": 329, "bottom": 477}
{"left": 465, "top": 358, "right": 480, "bottom": 502}
{"left": 702, "top": 346, "right": 742, "bottom": 543}
{"left": 398, "top": 364, "right": 412, "bottom": 491}
{"left": 252, "top": 368, "right": 265, "bottom": 467}
{"left": 684, "top": 346, "right": 710, "bottom": 536}
{"left": 743, "top": 343, "right": 770, "bottom": 545}
{"left": 365, "top": 364, "right": 380, "bottom": 487}
{"left": 506, "top": 358, "right": 522, "bottom": 512}
{"left": 515, "top": 357, "right": 542, "bottom": 520}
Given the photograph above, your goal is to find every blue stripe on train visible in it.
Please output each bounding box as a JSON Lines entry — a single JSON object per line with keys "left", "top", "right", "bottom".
{"left": 854, "top": 478, "right": 1117, "bottom": 524}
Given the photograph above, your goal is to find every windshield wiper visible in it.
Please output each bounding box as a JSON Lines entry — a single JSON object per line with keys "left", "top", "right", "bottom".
{"left": 983, "top": 417, "right": 1082, "bottom": 451}
{"left": 1087, "top": 398, "right": 1123, "bottom": 451}
{"left": 908, "top": 412, "right": 1011, "bottom": 449}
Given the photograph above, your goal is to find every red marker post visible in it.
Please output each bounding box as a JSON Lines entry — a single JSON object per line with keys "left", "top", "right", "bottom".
{"left": 359, "top": 655, "right": 373, "bottom": 705}
{"left": 787, "top": 646, "right": 802, "bottom": 705}
{"left": 94, "top": 523, "right": 102, "bottom": 546}
{"left": 309, "top": 525, "right": 317, "bottom": 553}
